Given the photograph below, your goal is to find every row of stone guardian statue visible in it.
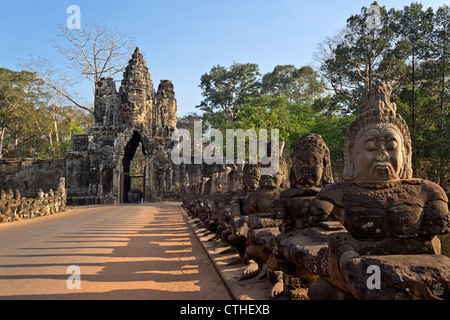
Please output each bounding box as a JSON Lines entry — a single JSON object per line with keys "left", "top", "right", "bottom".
{"left": 0, "top": 177, "right": 67, "bottom": 222}
{"left": 182, "top": 80, "right": 450, "bottom": 300}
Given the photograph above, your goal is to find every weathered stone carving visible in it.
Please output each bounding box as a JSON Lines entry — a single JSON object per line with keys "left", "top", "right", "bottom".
{"left": 267, "top": 133, "right": 340, "bottom": 299}
{"left": 274, "top": 134, "right": 335, "bottom": 233}
{"left": 0, "top": 177, "right": 67, "bottom": 223}
{"left": 309, "top": 80, "right": 450, "bottom": 300}
{"left": 119, "top": 47, "right": 156, "bottom": 131}
{"left": 6, "top": 189, "right": 14, "bottom": 200}
{"left": 56, "top": 177, "right": 67, "bottom": 211}
{"left": 239, "top": 141, "right": 289, "bottom": 297}
{"left": 180, "top": 80, "right": 449, "bottom": 300}
{"left": 204, "top": 166, "right": 234, "bottom": 233}
{"left": 289, "top": 133, "right": 334, "bottom": 189}
{"left": 231, "top": 163, "right": 244, "bottom": 193}
{"left": 155, "top": 80, "right": 177, "bottom": 136}
{"left": 181, "top": 162, "right": 264, "bottom": 270}
{"left": 223, "top": 162, "right": 262, "bottom": 264}
{"left": 94, "top": 77, "right": 120, "bottom": 126}
{"left": 64, "top": 47, "right": 183, "bottom": 204}
{"left": 219, "top": 166, "right": 232, "bottom": 194}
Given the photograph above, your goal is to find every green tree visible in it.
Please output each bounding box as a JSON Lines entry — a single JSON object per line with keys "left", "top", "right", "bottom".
{"left": 260, "top": 65, "right": 324, "bottom": 104}
{"left": 0, "top": 67, "right": 94, "bottom": 159}
{"left": 316, "top": 1, "right": 407, "bottom": 114}
{"left": 234, "top": 96, "right": 316, "bottom": 159}
{"left": 417, "top": 5, "right": 450, "bottom": 185}
{"left": 0, "top": 68, "right": 46, "bottom": 158}
{"left": 196, "top": 62, "right": 261, "bottom": 121}
{"left": 310, "top": 114, "right": 355, "bottom": 161}
{"left": 432, "top": 5, "right": 450, "bottom": 140}
{"left": 397, "top": 2, "right": 434, "bottom": 131}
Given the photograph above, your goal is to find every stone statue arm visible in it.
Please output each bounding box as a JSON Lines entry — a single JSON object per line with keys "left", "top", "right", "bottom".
{"left": 316, "top": 182, "right": 345, "bottom": 208}
{"left": 271, "top": 197, "right": 287, "bottom": 220}
{"left": 246, "top": 193, "right": 258, "bottom": 214}
{"left": 317, "top": 230, "right": 450, "bottom": 299}
{"left": 421, "top": 199, "right": 450, "bottom": 237}
{"left": 410, "top": 179, "right": 450, "bottom": 237}
{"left": 337, "top": 231, "right": 440, "bottom": 255}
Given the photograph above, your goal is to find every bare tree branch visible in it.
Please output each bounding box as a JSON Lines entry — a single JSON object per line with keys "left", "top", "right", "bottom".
{"left": 51, "top": 22, "right": 135, "bottom": 86}
{"left": 19, "top": 56, "right": 94, "bottom": 114}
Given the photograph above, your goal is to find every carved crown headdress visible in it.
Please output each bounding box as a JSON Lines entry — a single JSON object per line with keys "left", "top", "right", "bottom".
{"left": 343, "top": 79, "right": 413, "bottom": 181}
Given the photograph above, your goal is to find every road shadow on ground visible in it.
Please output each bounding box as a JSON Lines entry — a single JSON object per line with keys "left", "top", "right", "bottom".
{"left": 0, "top": 203, "right": 231, "bottom": 300}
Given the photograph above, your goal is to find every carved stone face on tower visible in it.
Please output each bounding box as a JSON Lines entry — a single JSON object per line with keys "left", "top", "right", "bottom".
{"left": 343, "top": 79, "right": 412, "bottom": 181}
{"left": 119, "top": 47, "right": 155, "bottom": 131}
{"left": 94, "top": 78, "right": 119, "bottom": 126}
{"left": 155, "top": 80, "right": 177, "bottom": 132}
{"left": 101, "top": 47, "right": 178, "bottom": 139}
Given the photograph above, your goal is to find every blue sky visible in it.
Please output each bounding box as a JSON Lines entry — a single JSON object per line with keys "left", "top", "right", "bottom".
{"left": 0, "top": 0, "right": 448, "bottom": 117}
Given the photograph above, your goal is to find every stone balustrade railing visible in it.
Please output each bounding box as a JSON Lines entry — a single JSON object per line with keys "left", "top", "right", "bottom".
{"left": 0, "top": 177, "right": 67, "bottom": 223}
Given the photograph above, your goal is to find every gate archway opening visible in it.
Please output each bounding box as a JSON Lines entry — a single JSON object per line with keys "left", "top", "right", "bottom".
{"left": 120, "top": 131, "right": 146, "bottom": 203}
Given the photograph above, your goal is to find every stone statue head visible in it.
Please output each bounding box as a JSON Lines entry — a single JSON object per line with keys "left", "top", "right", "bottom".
{"left": 57, "top": 177, "right": 66, "bottom": 191}
{"left": 290, "top": 133, "right": 334, "bottom": 188}
{"left": 201, "top": 177, "right": 209, "bottom": 194}
{"left": 243, "top": 163, "right": 261, "bottom": 191}
{"left": 260, "top": 157, "right": 289, "bottom": 189}
{"left": 232, "top": 163, "right": 245, "bottom": 192}
{"left": 343, "top": 80, "right": 412, "bottom": 182}
{"left": 210, "top": 172, "right": 219, "bottom": 194}
{"left": 216, "top": 172, "right": 224, "bottom": 193}
{"left": 220, "top": 166, "right": 232, "bottom": 193}
{"left": 259, "top": 141, "right": 289, "bottom": 189}
{"left": 228, "top": 166, "right": 236, "bottom": 192}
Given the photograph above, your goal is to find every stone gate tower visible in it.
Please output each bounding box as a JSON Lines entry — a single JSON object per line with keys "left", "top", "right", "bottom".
{"left": 65, "top": 47, "right": 181, "bottom": 204}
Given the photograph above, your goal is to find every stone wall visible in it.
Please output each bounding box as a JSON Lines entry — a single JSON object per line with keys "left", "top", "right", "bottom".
{"left": 0, "top": 158, "right": 66, "bottom": 198}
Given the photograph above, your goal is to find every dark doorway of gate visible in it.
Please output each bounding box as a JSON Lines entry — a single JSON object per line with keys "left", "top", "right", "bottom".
{"left": 121, "top": 173, "right": 144, "bottom": 203}
{"left": 120, "top": 131, "right": 146, "bottom": 203}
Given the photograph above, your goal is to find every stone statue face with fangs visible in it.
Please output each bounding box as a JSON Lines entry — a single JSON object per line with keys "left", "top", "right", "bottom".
{"left": 309, "top": 80, "right": 450, "bottom": 300}
{"left": 343, "top": 79, "right": 412, "bottom": 182}
{"left": 353, "top": 127, "right": 406, "bottom": 181}
{"left": 290, "top": 133, "right": 333, "bottom": 188}
{"left": 243, "top": 163, "right": 261, "bottom": 191}
{"left": 317, "top": 79, "right": 449, "bottom": 245}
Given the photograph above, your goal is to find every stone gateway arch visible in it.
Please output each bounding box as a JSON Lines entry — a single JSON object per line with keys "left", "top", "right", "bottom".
{"left": 66, "top": 48, "right": 180, "bottom": 204}
{"left": 65, "top": 48, "right": 185, "bottom": 204}
{"left": 0, "top": 47, "right": 222, "bottom": 205}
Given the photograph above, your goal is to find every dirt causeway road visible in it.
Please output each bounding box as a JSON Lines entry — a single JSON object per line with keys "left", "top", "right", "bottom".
{"left": 0, "top": 202, "right": 231, "bottom": 300}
